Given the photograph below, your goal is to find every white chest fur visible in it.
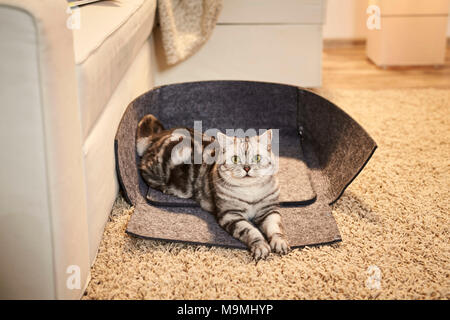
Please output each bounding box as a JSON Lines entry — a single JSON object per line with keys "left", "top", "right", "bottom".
{"left": 219, "top": 178, "right": 279, "bottom": 220}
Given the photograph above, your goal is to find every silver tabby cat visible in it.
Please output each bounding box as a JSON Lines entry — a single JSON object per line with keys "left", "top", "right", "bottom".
{"left": 136, "top": 114, "right": 290, "bottom": 260}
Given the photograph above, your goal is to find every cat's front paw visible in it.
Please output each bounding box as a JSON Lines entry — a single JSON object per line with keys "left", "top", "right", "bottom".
{"left": 250, "top": 239, "right": 271, "bottom": 261}
{"left": 270, "top": 235, "right": 290, "bottom": 255}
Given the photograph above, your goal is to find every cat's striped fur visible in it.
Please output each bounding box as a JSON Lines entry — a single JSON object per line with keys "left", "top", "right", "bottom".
{"left": 137, "top": 114, "right": 290, "bottom": 260}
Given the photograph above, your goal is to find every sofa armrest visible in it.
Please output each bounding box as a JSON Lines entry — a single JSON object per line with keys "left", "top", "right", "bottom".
{"left": 0, "top": 0, "right": 90, "bottom": 299}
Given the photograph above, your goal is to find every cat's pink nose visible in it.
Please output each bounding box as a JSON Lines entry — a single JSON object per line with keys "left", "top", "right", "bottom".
{"left": 243, "top": 166, "right": 250, "bottom": 172}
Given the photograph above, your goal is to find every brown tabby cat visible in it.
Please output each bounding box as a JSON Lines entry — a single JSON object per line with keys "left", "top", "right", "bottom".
{"left": 136, "top": 114, "right": 290, "bottom": 260}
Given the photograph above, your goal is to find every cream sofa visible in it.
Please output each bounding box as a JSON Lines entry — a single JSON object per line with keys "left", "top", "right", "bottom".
{"left": 0, "top": 0, "right": 327, "bottom": 300}
{"left": 0, "top": 0, "right": 156, "bottom": 299}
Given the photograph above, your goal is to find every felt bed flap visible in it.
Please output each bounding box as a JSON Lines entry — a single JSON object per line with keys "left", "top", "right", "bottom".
{"left": 297, "top": 89, "right": 377, "bottom": 204}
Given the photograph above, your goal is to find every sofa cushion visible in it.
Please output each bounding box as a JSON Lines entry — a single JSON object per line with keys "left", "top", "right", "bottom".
{"left": 73, "top": 0, "right": 156, "bottom": 139}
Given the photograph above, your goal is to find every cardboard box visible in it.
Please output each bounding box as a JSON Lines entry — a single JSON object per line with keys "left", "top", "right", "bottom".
{"left": 367, "top": 0, "right": 449, "bottom": 66}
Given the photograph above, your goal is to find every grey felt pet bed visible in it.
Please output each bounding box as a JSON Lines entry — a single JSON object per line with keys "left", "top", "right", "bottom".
{"left": 115, "top": 81, "right": 376, "bottom": 249}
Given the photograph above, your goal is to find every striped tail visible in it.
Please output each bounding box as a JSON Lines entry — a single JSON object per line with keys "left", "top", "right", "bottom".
{"left": 136, "top": 114, "right": 165, "bottom": 156}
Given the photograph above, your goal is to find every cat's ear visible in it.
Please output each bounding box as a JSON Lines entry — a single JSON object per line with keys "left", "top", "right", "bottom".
{"left": 216, "top": 131, "right": 226, "bottom": 145}
{"left": 216, "top": 131, "right": 233, "bottom": 146}
{"left": 259, "top": 129, "right": 273, "bottom": 151}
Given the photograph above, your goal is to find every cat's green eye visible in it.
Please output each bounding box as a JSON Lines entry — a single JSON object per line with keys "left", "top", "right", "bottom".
{"left": 231, "top": 155, "right": 240, "bottom": 164}
{"left": 254, "top": 154, "right": 262, "bottom": 163}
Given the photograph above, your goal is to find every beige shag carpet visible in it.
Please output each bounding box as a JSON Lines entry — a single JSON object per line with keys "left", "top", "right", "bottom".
{"left": 83, "top": 89, "right": 449, "bottom": 300}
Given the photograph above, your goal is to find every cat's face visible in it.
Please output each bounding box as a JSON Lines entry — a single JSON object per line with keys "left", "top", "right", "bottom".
{"left": 216, "top": 130, "right": 277, "bottom": 183}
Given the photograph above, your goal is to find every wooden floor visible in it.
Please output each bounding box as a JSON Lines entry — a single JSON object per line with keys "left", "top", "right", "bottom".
{"left": 319, "top": 44, "right": 450, "bottom": 89}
